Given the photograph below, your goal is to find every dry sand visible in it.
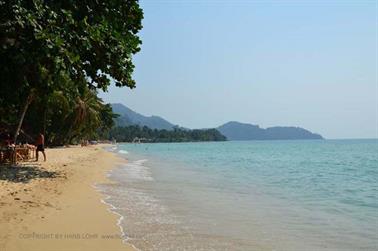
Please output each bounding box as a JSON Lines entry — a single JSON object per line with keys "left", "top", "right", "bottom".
{"left": 0, "top": 145, "right": 135, "bottom": 251}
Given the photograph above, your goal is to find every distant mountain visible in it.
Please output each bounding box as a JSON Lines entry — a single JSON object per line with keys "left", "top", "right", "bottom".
{"left": 111, "top": 104, "right": 324, "bottom": 140}
{"left": 218, "top": 121, "right": 323, "bottom": 140}
{"left": 111, "top": 103, "right": 175, "bottom": 130}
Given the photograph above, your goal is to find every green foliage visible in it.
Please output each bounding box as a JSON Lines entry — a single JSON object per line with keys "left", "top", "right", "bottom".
{"left": 0, "top": 0, "right": 143, "bottom": 145}
{"left": 0, "top": 0, "right": 142, "bottom": 91}
{"left": 42, "top": 84, "right": 117, "bottom": 145}
{"left": 105, "top": 126, "right": 227, "bottom": 143}
{"left": 16, "top": 82, "right": 117, "bottom": 145}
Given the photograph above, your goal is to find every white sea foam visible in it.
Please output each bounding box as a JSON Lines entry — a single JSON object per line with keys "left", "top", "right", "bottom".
{"left": 118, "top": 150, "right": 129, "bottom": 154}
{"left": 94, "top": 167, "right": 177, "bottom": 251}
{"left": 92, "top": 184, "right": 141, "bottom": 251}
{"left": 102, "top": 145, "right": 118, "bottom": 152}
{"left": 98, "top": 140, "right": 378, "bottom": 250}
{"left": 121, "top": 159, "right": 153, "bottom": 181}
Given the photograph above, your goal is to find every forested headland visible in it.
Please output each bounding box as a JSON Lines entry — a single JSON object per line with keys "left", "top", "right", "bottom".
{"left": 104, "top": 126, "right": 227, "bottom": 143}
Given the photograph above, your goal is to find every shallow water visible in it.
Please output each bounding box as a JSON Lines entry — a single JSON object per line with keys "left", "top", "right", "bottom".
{"left": 99, "top": 139, "right": 378, "bottom": 250}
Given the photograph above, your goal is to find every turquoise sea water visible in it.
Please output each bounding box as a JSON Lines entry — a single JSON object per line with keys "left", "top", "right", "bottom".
{"left": 101, "top": 139, "right": 378, "bottom": 250}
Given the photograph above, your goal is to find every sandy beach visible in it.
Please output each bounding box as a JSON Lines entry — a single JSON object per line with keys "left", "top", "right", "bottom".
{"left": 0, "top": 145, "right": 135, "bottom": 251}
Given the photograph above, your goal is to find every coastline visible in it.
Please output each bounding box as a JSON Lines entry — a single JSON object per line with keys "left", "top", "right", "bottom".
{"left": 108, "top": 141, "right": 378, "bottom": 251}
{"left": 0, "top": 145, "right": 135, "bottom": 251}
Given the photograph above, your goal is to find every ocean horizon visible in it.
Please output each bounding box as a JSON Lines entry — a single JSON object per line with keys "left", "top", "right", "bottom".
{"left": 100, "top": 139, "right": 378, "bottom": 250}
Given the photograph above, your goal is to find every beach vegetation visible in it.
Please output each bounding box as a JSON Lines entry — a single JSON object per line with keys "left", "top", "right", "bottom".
{"left": 103, "top": 125, "right": 227, "bottom": 143}
{"left": 0, "top": 0, "right": 143, "bottom": 145}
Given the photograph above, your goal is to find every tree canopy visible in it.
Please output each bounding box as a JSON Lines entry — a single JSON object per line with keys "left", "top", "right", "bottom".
{"left": 104, "top": 126, "right": 227, "bottom": 143}
{"left": 0, "top": 0, "right": 143, "bottom": 145}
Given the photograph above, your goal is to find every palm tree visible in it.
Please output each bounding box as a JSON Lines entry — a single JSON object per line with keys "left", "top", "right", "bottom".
{"left": 67, "top": 87, "right": 102, "bottom": 142}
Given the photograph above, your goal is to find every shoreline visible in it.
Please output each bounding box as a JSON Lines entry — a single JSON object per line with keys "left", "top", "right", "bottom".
{"left": 0, "top": 144, "right": 135, "bottom": 251}
{"left": 95, "top": 186, "right": 139, "bottom": 251}
{"left": 107, "top": 141, "right": 378, "bottom": 251}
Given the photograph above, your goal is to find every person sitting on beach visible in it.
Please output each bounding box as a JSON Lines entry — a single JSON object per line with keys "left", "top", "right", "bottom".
{"left": 35, "top": 133, "right": 46, "bottom": 161}
{"left": 2, "top": 133, "right": 13, "bottom": 146}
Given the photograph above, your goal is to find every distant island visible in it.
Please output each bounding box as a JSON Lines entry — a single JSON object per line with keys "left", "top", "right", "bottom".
{"left": 218, "top": 121, "right": 323, "bottom": 140}
{"left": 110, "top": 104, "right": 324, "bottom": 142}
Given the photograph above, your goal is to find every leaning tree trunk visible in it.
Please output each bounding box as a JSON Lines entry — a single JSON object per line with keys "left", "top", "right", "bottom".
{"left": 42, "top": 99, "right": 48, "bottom": 136}
{"left": 13, "top": 89, "right": 35, "bottom": 144}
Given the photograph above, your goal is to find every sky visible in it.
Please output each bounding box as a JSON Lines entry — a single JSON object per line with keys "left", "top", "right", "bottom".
{"left": 100, "top": 0, "right": 377, "bottom": 139}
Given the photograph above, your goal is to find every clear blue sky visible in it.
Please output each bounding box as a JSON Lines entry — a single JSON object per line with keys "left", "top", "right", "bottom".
{"left": 100, "top": 0, "right": 377, "bottom": 139}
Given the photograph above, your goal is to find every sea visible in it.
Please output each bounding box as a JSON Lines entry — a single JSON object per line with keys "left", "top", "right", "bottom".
{"left": 98, "top": 139, "right": 378, "bottom": 251}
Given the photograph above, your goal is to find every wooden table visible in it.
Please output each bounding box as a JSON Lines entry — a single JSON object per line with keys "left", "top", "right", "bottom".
{"left": 0, "top": 145, "right": 36, "bottom": 164}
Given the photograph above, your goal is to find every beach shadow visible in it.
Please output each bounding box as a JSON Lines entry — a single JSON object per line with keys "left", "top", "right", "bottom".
{"left": 0, "top": 164, "right": 59, "bottom": 183}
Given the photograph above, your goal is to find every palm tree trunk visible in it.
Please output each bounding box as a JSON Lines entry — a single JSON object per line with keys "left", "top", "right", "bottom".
{"left": 43, "top": 100, "right": 48, "bottom": 136}
{"left": 13, "top": 89, "right": 35, "bottom": 144}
